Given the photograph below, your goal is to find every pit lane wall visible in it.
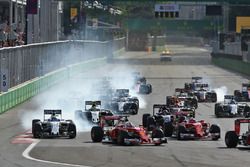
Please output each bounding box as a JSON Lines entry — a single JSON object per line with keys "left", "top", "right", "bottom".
{"left": 0, "top": 39, "right": 125, "bottom": 114}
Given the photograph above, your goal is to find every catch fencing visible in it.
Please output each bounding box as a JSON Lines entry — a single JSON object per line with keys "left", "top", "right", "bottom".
{"left": 0, "top": 38, "right": 125, "bottom": 113}
{"left": 0, "top": 38, "right": 125, "bottom": 91}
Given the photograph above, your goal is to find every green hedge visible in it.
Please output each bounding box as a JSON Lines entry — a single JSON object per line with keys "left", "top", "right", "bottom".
{"left": 212, "top": 57, "right": 250, "bottom": 76}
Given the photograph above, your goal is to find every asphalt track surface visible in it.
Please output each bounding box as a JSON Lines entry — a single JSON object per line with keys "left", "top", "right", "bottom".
{"left": 1, "top": 45, "right": 250, "bottom": 167}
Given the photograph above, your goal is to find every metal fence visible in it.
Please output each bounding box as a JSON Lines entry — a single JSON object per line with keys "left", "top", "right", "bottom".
{"left": 0, "top": 38, "right": 125, "bottom": 92}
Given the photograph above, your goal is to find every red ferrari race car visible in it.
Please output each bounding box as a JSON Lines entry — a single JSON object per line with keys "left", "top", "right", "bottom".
{"left": 225, "top": 119, "right": 250, "bottom": 148}
{"left": 161, "top": 114, "right": 220, "bottom": 140}
{"left": 91, "top": 115, "right": 167, "bottom": 146}
{"left": 142, "top": 104, "right": 195, "bottom": 137}
{"left": 173, "top": 117, "right": 221, "bottom": 140}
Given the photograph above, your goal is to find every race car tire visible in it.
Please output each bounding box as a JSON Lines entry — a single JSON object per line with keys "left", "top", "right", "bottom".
{"left": 91, "top": 126, "right": 104, "bottom": 142}
{"left": 32, "top": 119, "right": 41, "bottom": 135}
{"left": 134, "top": 99, "right": 139, "bottom": 108}
{"left": 147, "top": 116, "right": 156, "bottom": 131}
{"left": 117, "top": 130, "right": 129, "bottom": 146}
{"left": 225, "top": 131, "right": 238, "bottom": 148}
{"left": 190, "top": 110, "right": 196, "bottom": 118}
{"left": 215, "top": 104, "right": 223, "bottom": 118}
{"left": 142, "top": 113, "right": 151, "bottom": 127}
{"left": 148, "top": 84, "right": 152, "bottom": 94}
{"left": 163, "top": 122, "right": 174, "bottom": 137}
{"left": 177, "top": 126, "right": 186, "bottom": 140}
{"left": 124, "top": 103, "right": 138, "bottom": 115}
{"left": 139, "top": 85, "right": 149, "bottom": 94}
{"left": 234, "top": 90, "right": 241, "bottom": 97}
{"left": 209, "top": 124, "right": 221, "bottom": 140}
{"left": 184, "top": 83, "right": 191, "bottom": 90}
{"left": 33, "top": 123, "right": 42, "bottom": 139}
{"left": 194, "top": 93, "right": 201, "bottom": 102}
{"left": 154, "top": 115, "right": 164, "bottom": 126}
{"left": 166, "top": 96, "right": 172, "bottom": 107}
{"left": 243, "top": 105, "right": 250, "bottom": 118}
{"left": 211, "top": 93, "right": 217, "bottom": 102}
{"left": 84, "top": 111, "right": 92, "bottom": 122}
{"left": 68, "top": 123, "right": 77, "bottom": 139}
{"left": 192, "top": 98, "right": 198, "bottom": 109}
{"left": 152, "top": 128, "right": 165, "bottom": 146}
{"left": 140, "top": 77, "right": 146, "bottom": 84}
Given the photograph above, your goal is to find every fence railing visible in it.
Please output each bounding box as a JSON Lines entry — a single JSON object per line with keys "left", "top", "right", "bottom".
{"left": 0, "top": 38, "right": 125, "bottom": 92}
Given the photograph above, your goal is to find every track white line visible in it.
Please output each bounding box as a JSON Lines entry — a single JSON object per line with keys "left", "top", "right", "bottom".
{"left": 22, "top": 140, "right": 91, "bottom": 167}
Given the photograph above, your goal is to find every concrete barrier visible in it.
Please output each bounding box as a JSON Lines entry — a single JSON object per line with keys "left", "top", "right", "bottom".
{"left": 212, "top": 57, "right": 250, "bottom": 76}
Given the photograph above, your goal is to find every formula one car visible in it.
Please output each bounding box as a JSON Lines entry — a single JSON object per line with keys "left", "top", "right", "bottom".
{"left": 214, "top": 95, "right": 250, "bottom": 118}
{"left": 173, "top": 117, "right": 221, "bottom": 140}
{"left": 166, "top": 96, "right": 198, "bottom": 110}
{"left": 32, "top": 110, "right": 76, "bottom": 139}
{"left": 234, "top": 82, "right": 250, "bottom": 102}
{"left": 184, "top": 76, "right": 203, "bottom": 90}
{"left": 91, "top": 115, "right": 167, "bottom": 146}
{"left": 184, "top": 77, "right": 217, "bottom": 102}
{"left": 143, "top": 104, "right": 196, "bottom": 137}
{"left": 133, "top": 72, "right": 152, "bottom": 94}
{"left": 75, "top": 101, "right": 113, "bottom": 124}
{"left": 111, "top": 89, "right": 139, "bottom": 115}
{"left": 225, "top": 119, "right": 250, "bottom": 148}
{"left": 160, "top": 49, "right": 172, "bottom": 61}
{"left": 172, "top": 88, "right": 198, "bottom": 109}
{"left": 142, "top": 105, "right": 172, "bottom": 136}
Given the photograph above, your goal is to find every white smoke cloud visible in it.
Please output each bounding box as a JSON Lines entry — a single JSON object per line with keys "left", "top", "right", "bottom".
{"left": 213, "top": 86, "right": 228, "bottom": 102}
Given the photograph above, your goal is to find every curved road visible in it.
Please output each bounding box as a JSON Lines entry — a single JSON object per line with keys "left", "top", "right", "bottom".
{"left": 1, "top": 45, "right": 250, "bottom": 167}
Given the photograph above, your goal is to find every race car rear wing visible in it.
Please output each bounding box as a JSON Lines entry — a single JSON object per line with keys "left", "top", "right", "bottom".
{"left": 116, "top": 89, "right": 129, "bottom": 93}
{"left": 153, "top": 104, "right": 168, "bottom": 109}
{"left": 235, "top": 119, "right": 250, "bottom": 135}
{"left": 191, "top": 77, "right": 202, "bottom": 82}
{"left": 44, "top": 109, "right": 62, "bottom": 115}
{"left": 224, "top": 95, "right": 235, "bottom": 100}
{"left": 85, "top": 101, "right": 101, "bottom": 106}
{"left": 195, "top": 83, "right": 209, "bottom": 88}
{"left": 175, "top": 88, "right": 186, "bottom": 93}
{"left": 153, "top": 104, "right": 169, "bottom": 115}
{"left": 44, "top": 109, "right": 62, "bottom": 121}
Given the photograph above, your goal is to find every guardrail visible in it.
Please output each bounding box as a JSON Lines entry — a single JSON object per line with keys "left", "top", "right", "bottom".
{"left": 0, "top": 38, "right": 125, "bottom": 114}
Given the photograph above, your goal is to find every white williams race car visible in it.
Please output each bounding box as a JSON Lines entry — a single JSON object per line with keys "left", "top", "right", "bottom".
{"left": 75, "top": 101, "right": 113, "bottom": 124}
{"left": 110, "top": 89, "right": 139, "bottom": 115}
{"left": 215, "top": 95, "right": 250, "bottom": 118}
{"left": 32, "top": 110, "right": 76, "bottom": 138}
